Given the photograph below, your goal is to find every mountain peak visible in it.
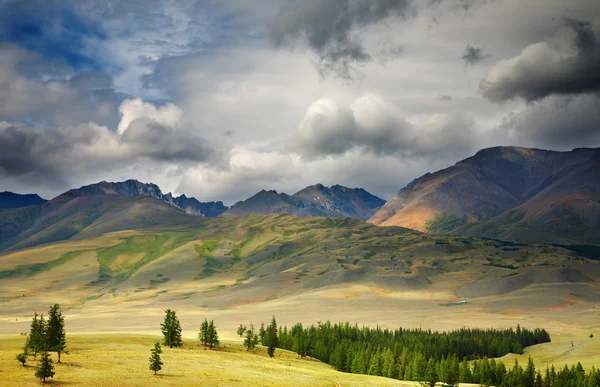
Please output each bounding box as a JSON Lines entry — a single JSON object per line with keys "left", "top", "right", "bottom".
{"left": 53, "top": 179, "right": 227, "bottom": 217}
{"left": 369, "top": 146, "right": 600, "bottom": 244}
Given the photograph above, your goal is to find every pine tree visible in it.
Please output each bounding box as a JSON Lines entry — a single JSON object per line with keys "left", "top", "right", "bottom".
{"left": 198, "top": 318, "right": 209, "bottom": 347}
{"left": 161, "top": 309, "right": 182, "bottom": 348}
{"left": 525, "top": 356, "right": 536, "bottom": 387}
{"left": 266, "top": 316, "right": 279, "bottom": 358}
{"left": 259, "top": 323, "right": 267, "bottom": 345}
{"left": 207, "top": 320, "right": 219, "bottom": 349}
{"left": 237, "top": 324, "right": 247, "bottom": 337}
{"left": 420, "top": 358, "right": 438, "bottom": 387}
{"left": 28, "top": 312, "right": 46, "bottom": 359}
{"left": 35, "top": 351, "right": 55, "bottom": 383}
{"left": 244, "top": 323, "right": 258, "bottom": 351}
{"left": 149, "top": 342, "right": 163, "bottom": 375}
{"left": 46, "top": 304, "right": 67, "bottom": 363}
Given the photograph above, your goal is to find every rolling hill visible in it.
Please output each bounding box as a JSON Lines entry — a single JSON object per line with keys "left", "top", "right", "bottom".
{"left": 224, "top": 184, "right": 385, "bottom": 220}
{"left": 368, "top": 146, "right": 600, "bottom": 244}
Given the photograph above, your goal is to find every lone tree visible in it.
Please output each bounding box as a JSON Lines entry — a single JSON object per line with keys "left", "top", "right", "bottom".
{"left": 244, "top": 323, "right": 259, "bottom": 351}
{"left": 28, "top": 313, "right": 46, "bottom": 359}
{"left": 149, "top": 342, "right": 163, "bottom": 375}
{"left": 16, "top": 352, "right": 27, "bottom": 366}
{"left": 46, "top": 304, "right": 67, "bottom": 363}
{"left": 237, "top": 324, "right": 247, "bottom": 338}
{"left": 265, "top": 316, "right": 279, "bottom": 358}
{"left": 207, "top": 320, "right": 220, "bottom": 349}
{"left": 35, "top": 351, "right": 55, "bottom": 383}
{"left": 198, "top": 319, "right": 209, "bottom": 347}
{"left": 161, "top": 309, "right": 182, "bottom": 348}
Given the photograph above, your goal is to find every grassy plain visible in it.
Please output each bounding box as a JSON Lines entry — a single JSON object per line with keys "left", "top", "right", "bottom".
{"left": 0, "top": 214, "right": 599, "bottom": 384}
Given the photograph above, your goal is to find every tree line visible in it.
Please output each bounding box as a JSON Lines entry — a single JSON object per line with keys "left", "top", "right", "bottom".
{"left": 275, "top": 320, "right": 591, "bottom": 386}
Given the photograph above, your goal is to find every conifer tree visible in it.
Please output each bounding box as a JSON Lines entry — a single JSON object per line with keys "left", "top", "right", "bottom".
{"left": 198, "top": 318, "right": 209, "bottom": 347}
{"left": 46, "top": 304, "right": 67, "bottom": 363}
{"left": 244, "top": 323, "right": 258, "bottom": 351}
{"left": 266, "top": 316, "right": 279, "bottom": 358}
{"left": 149, "top": 342, "right": 163, "bottom": 375}
{"left": 420, "top": 358, "right": 438, "bottom": 387}
{"left": 259, "top": 323, "right": 266, "bottom": 345}
{"left": 28, "top": 313, "right": 47, "bottom": 359}
{"left": 161, "top": 309, "right": 182, "bottom": 348}
{"left": 207, "top": 320, "right": 219, "bottom": 349}
{"left": 35, "top": 351, "right": 55, "bottom": 383}
{"left": 237, "top": 324, "right": 247, "bottom": 338}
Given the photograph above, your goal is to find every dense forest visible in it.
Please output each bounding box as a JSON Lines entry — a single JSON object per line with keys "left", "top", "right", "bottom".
{"left": 277, "top": 321, "right": 600, "bottom": 386}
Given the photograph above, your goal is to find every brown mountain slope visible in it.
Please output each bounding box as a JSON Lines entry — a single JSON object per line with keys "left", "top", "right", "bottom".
{"left": 369, "top": 146, "right": 600, "bottom": 244}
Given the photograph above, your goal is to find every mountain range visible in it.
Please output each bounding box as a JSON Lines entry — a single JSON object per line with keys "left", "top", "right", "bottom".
{"left": 225, "top": 184, "right": 385, "bottom": 220}
{"left": 368, "top": 146, "right": 600, "bottom": 244}
{"left": 1, "top": 146, "right": 599, "bottom": 249}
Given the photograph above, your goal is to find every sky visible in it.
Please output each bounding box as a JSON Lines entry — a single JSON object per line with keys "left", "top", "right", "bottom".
{"left": 0, "top": 0, "right": 599, "bottom": 203}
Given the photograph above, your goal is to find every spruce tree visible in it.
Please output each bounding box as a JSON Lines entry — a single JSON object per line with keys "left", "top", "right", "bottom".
{"left": 161, "top": 309, "right": 182, "bottom": 348}
{"left": 207, "top": 320, "right": 219, "bottom": 349}
{"left": 28, "top": 313, "right": 47, "bottom": 359}
{"left": 149, "top": 342, "right": 163, "bottom": 375}
{"left": 198, "top": 318, "right": 209, "bottom": 347}
{"left": 259, "top": 323, "right": 267, "bottom": 345}
{"left": 244, "top": 323, "right": 258, "bottom": 351}
{"left": 46, "top": 304, "right": 67, "bottom": 363}
{"left": 266, "top": 316, "right": 279, "bottom": 358}
{"left": 35, "top": 351, "right": 55, "bottom": 383}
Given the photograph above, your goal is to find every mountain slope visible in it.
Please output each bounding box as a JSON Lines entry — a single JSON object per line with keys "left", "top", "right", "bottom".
{"left": 0, "top": 195, "right": 201, "bottom": 252}
{"left": 369, "top": 146, "right": 600, "bottom": 244}
{"left": 224, "top": 184, "right": 385, "bottom": 220}
{"left": 0, "top": 192, "right": 47, "bottom": 209}
{"left": 57, "top": 179, "right": 228, "bottom": 217}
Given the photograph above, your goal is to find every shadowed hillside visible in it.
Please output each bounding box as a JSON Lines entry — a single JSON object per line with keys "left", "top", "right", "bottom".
{"left": 0, "top": 192, "right": 47, "bottom": 209}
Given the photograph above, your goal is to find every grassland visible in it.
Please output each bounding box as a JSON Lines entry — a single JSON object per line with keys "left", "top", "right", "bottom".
{"left": 0, "top": 214, "right": 599, "bottom": 384}
{"left": 0, "top": 335, "right": 422, "bottom": 386}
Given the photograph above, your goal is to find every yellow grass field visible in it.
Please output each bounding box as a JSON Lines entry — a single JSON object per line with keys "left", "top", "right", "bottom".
{"left": 0, "top": 334, "right": 425, "bottom": 386}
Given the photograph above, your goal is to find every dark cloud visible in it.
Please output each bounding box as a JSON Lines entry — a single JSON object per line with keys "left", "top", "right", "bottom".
{"left": 0, "top": 105, "right": 215, "bottom": 189}
{"left": 481, "top": 18, "right": 600, "bottom": 102}
{"left": 499, "top": 94, "right": 600, "bottom": 150}
{"left": 269, "top": 0, "right": 411, "bottom": 79}
{"left": 461, "top": 45, "right": 490, "bottom": 65}
{"left": 439, "top": 95, "right": 453, "bottom": 102}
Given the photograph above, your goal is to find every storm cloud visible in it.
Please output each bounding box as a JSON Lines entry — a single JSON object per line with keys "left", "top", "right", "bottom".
{"left": 481, "top": 18, "right": 600, "bottom": 102}
{"left": 0, "top": 99, "right": 214, "bottom": 189}
{"left": 269, "top": 0, "right": 412, "bottom": 78}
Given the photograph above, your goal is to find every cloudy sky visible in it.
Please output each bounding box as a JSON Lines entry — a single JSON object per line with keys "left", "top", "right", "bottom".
{"left": 0, "top": 0, "right": 599, "bottom": 203}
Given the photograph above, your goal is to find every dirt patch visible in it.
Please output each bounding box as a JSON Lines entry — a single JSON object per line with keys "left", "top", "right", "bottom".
{"left": 543, "top": 293, "right": 582, "bottom": 311}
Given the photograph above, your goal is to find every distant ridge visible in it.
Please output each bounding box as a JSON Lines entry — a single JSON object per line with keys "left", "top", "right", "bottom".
{"left": 0, "top": 192, "right": 47, "bottom": 209}
{"left": 57, "top": 179, "right": 228, "bottom": 217}
{"left": 369, "top": 146, "right": 600, "bottom": 244}
{"left": 224, "top": 184, "right": 385, "bottom": 221}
